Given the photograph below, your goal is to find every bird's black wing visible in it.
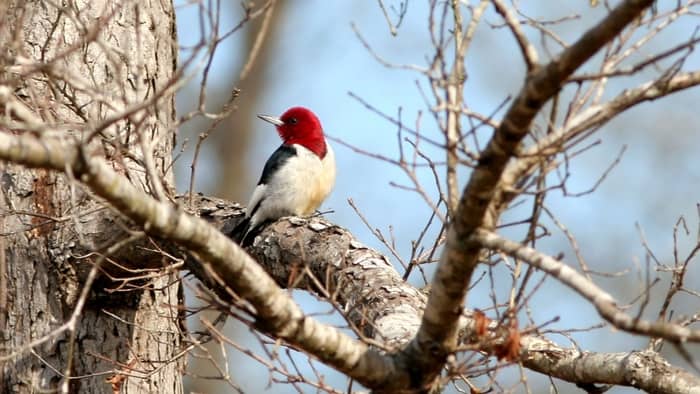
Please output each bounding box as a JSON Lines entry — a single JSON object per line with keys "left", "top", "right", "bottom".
{"left": 257, "top": 144, "right": 297, "bottom": 186}
{"left": 229, "top": 215, "right": 252, "bottom": 245}
{"left": 230, "top": 144, "right": 297, "bottom": 246}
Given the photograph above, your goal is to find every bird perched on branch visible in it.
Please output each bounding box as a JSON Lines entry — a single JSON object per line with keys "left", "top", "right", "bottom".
{"left": 231, "top": 107, "right": 336, "bottom": 246}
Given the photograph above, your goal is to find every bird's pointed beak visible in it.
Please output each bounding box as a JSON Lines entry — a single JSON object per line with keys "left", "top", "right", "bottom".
{"left": 257, "top": 114, "right": 284, "bottom": 127}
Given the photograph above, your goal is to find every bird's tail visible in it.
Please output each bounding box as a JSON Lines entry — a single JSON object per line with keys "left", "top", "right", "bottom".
{"left": 230, "top": 216, "right": 251, "bottom": 244}
{"left": 229, "top": 217, "right": 264, "bottom": 247}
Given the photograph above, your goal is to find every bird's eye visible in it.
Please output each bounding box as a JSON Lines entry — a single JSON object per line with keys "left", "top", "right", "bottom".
{"left": 288, "top": 117, "right": 298, "bottom": 125}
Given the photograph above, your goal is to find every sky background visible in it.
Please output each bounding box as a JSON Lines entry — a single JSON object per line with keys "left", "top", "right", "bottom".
{"left": 172, "top": 1, "right": 700, "bottom": 393}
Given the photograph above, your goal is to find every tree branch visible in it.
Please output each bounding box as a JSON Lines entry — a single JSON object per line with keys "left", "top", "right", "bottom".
{"left": 202, "top": 196, "right": 700, "bottom": 393}
{"left": 492, "top": 0, "right": 539, "bottom": 70}
{"left": 520, "top": 336, "right": 700, "bottom": 394}
{"left": 474, "top": 229, "right": 700, "bottom": 342}
{"left": 0, "top": 130, "right": 697, "bottom": 392}
{"left": 495, "top": 69, "right": 700, "bottom": 218}
{"left": 413, "top": 1, "right": 655, "bottom": 385}
{"left": 0, "top": 131, "right": 411, "bottom": 391}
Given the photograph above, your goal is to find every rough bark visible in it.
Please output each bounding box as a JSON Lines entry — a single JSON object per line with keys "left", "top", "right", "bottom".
{"left": 0, "top": 1, "right": 698, "bottom": 393}
{"left": 0, "top": 1, "right": 181, "bottom": 393}
{"left": 193, "top": 195, "right": 700, "bottom": 394}
{"left": 0, "top": 128, "right": 698, "bottom": 392}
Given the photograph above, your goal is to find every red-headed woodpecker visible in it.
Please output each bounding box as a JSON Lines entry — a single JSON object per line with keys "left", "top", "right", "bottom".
{"left": 232, "top": 107, "right": 336, "bottom": 245}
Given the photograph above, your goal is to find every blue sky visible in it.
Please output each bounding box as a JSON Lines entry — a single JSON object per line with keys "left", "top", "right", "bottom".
{"left": 174, "top": 2, "right": 700, "bottom": 392}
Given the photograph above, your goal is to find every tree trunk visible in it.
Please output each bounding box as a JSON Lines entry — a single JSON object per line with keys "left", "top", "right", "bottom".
{"left": 0, "top": 1, "right": 181, "bottom": 393}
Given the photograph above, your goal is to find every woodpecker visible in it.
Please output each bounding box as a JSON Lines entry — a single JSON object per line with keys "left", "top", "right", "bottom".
{"left": 232, "top": 107, "right": 336, "bottom": 245}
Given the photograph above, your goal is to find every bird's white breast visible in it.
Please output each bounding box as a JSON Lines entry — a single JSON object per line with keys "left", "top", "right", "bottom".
{"left": 247, "top": 143, "right": 336, "bottom": 227}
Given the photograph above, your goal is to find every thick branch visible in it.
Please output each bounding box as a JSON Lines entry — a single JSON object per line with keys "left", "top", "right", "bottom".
{"left": 194, "top": 195, "right": 425, "bottom": 348}
{"left": 521, "top": 336, "right": 700, "bottom": 394}
{"left": 195, "top": 195, "right": 700, "bottom": 393}
{"left": 0, "top": 131, "right": 697, "bottom": 392}
{"left": 476, "top": 229, "right": 700, "bottom": 342}
{"left": 412, "top": 0, "right": 655, "bottom": 389}
{"left": 0, "top": 131, "right": 411, "bottom": 391}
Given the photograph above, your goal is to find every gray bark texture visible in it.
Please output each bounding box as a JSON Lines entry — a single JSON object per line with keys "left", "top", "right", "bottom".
{"left": 192, "top": 195, "right": 700, "bottom": 394}
{"left": 0, "top": 0, "right": 698, "bottom": 393}
{"left": 0, "top": 1, "right": 181, "bottom": 393}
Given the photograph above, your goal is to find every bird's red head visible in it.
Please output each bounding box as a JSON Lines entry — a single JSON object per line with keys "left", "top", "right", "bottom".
{"left": 258, "top": 107, "right": 328, "bottom": 158}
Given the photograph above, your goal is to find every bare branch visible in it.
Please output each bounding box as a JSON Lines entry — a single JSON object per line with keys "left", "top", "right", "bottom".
{"left": 196, "top": 195, "right": 700, "bottom": 393}
{"left": 475, "top": 229, "right": 700, "bottom": 343}
{"left": 414, "top": 2, "right": 655, "bottom": 388}
{"left": 0, "top": 130, "right": 408, "bottom": 390}
{"left": 445, "top": 0, "right": 468, "bottom": 216}
{"left": 521, "top": 336, "right": 700, "bottom": 393}
{"left": 491, "top": 0, "right": 539, "bottom": 70}
{"left": 1, "top": 126, "right": 697, "bottom": 391}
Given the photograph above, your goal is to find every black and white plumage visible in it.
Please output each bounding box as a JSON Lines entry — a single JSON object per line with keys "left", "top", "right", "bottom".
{"left": 232, "top": 107, "right": 336, "bottom": 245}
